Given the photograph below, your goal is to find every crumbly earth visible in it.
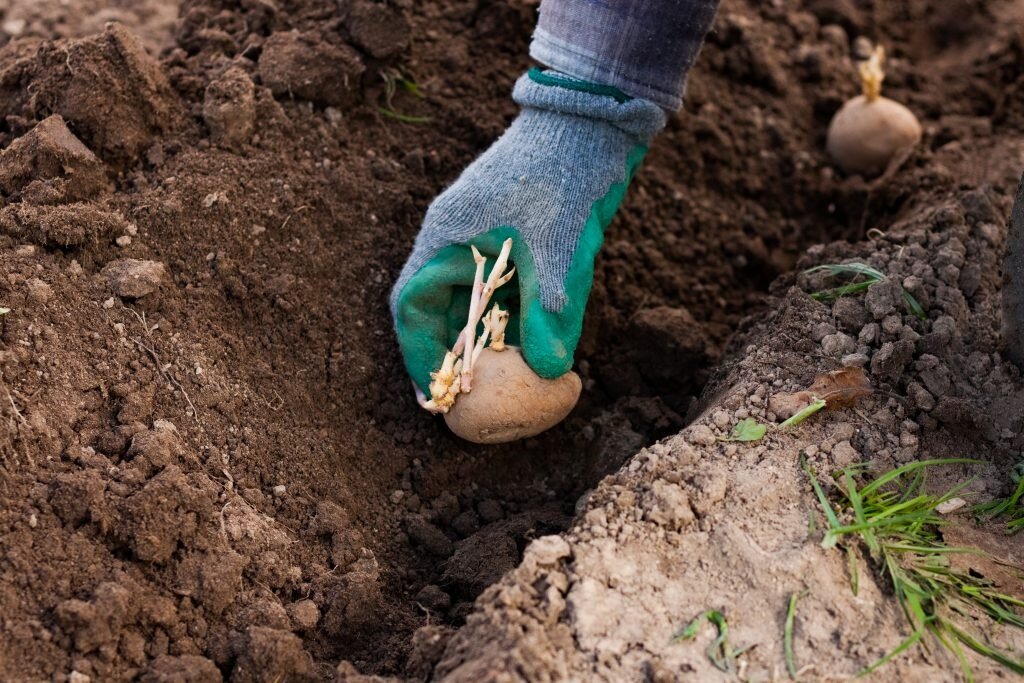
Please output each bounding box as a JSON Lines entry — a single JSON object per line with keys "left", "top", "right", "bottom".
{"left": 1, "top": 0, "right": 1024, "bottom": 681}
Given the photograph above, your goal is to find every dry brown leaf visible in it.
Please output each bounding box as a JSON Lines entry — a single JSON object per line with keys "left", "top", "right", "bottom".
{"left": 769, "top": 367, "right": 871, "bottom": 419}
{"left": 807, "top": 367, "right": 871, "bottom": 408}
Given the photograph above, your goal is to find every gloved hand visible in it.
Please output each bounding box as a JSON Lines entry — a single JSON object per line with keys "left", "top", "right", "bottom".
{"left": 390, "top": 68, "right": 666, "bottom": 396}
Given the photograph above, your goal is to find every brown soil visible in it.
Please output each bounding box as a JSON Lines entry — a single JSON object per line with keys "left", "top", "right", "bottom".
{"left": 2, "top": 0, "right": 1024, "bottom": 681}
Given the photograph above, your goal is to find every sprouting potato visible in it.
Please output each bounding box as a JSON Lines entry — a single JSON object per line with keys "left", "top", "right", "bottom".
{"left": 826, "top": 45, "right": 921, "bottom": 177}
{"left": 827, "top": 96, "right": 921, "bottom": 176}
{"left": 418, "top": 239, "right": 581, "bottom": 443}
{"left": 444, "top": 347, "right": 582, "bottom": 444}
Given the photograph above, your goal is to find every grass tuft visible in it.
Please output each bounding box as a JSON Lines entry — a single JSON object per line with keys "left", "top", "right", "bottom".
{"left": 379, "top": 69, "right": 432, "bottom": 125}
{"left": 805, "top": 262, "right": 926, "bottom": 320}
{"left": 672, "top": 609, "right": 753, "bottom": 673}
{"left": 803, "top": 457, "right": 1024, "bottom": 681}
{"left": 975, "top": 462, "right": 1024, "bottom": 534}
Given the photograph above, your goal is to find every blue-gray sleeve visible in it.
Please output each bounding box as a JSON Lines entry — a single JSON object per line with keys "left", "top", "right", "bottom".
{"left": 530, "top": 0, "right": 721, "bottom": 111}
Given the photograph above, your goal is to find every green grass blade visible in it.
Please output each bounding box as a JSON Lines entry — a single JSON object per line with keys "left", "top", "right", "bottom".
{"left": 810, "top": 281, "right": 874, "bottom": 302}
{"left": 858, "top": 630, "right": 924, "bottom": 677}
{"left": 976, "top": 471, "right": 1024, "bottom": 533}
{"left": 901, "top": 289, "right": 928, "bottom": 320}
{"left": 846, "top": 469, "right": 877, "bottom": 554}
{"left": 882, "top": 543, "right": 979, "bottom": 554}
{"left": 866, "top": 495, "right": 938, "bottom": 523}
{"left": 931, "top": 622, "right": 975, "bottom": 683}
{"left": 858, "top": 459, "right": 983, "bottom": 498}
{"left": 847, "top": 545, "right": 860, "bottom": 595}
{"left": 805, "top": 263, "right": 885, "bottom": 280}
{"left": 672, "top": 610, "right": 714, "bottom": 643}
{"left": 897, "top": 469, "right": 926, "bottom": 505}
{"left": 827, "top": 512, "right": 948, "bottom": 537}
{"left": 397, "top": 78, "right": 426, "bottom": 98}
{"left": 785, "top": 590, "right": 808, "bottom": 680}
{"left": 946, "top": 622, "right": 1024, "bottom": 674}
{"left": 802, "top": 457, "right": 842, "bottom": 532}
{"left": 780, "top": 398, "right": 827, "bottom": 430}
{"left": 706, "top": 610, "right": 732, "bottom": 672}
{"left": 377, "top": 107, "right": 432, "bottom": 124}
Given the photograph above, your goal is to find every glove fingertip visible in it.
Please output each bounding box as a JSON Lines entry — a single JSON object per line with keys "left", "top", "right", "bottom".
{"left": 519, "top": 333, "right": 574, "bottom": 379}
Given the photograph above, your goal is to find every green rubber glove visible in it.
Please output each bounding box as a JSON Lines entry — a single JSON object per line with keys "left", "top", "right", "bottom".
{"left": 390, "top": 69, "right": 665, "bottom": 395}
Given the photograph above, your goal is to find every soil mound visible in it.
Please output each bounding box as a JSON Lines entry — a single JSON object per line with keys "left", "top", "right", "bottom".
{"left": 1, "top": 0, "right": 1024, "bottom": 680}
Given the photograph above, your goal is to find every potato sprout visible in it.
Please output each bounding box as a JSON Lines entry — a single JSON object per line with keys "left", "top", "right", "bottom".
{"left": 419, "top": 239, "right": 516, "bottom": 414}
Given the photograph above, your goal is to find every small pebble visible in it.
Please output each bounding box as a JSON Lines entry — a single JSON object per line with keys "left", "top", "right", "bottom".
{"left": 812, "top": 322, "right": 837, "bottom": 342}
{"left": 821, "top": 332, "right": 856, "bottom": 358}
{"left": 936, "top": 498, "right": 967, "bottom": 515}
{"left": 712, "top": 410, "right": 731, "bottom": 430}
{"left": 831, "top": 440, "right": 859, "bottom": 467}
{"left": 858, "top": 323, "right": 880, "bottom": 345}
{"left": 525, "top": 535, "right": 571, "bottom": 565}
{"left": 881, "top": 315, "right": 902, "bottom": 335}
{"left": 102, "top": 259, "right": 165, "bottom": 298}
{"left": 865, "top": 279, "right": 900, "bottom": 319}
{"left": 3, "top": 19, "right": 26, "bottom": 35}
{"left": 286, "top": 599, "right": 320, "bottom": 631}
{"left": 899, "top": 431, "right": 919, "bottom": 449}
{"left": 841, "top": 353, "right": 869, "bottom": 368}
{"left": 688, "top": 424, "right": 717, "bottom": 446}
{"left": 25, "top": 278, "right": 53, "bottom": 304}
{"left": 414, "top": 585, "right": 451, "bottom": 611}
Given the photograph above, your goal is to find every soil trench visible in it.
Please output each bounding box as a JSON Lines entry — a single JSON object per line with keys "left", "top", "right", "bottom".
{"left": 1, "top": 0, "right": 1024, "bottom": 681}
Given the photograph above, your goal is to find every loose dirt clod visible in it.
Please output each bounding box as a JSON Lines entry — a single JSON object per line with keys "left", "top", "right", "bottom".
{"left": 203, "top": 67, "right": 257, "bottom": 150}
{"left": 346, "top": 1, "right": 411, "bottom": 59}
{"left": 102, "top": 258, "right": 166, "bottom": 298}
{"left": 0, "top": 23, "right": 184, "bottom": 166}
{"left": 257, "top": 31, "right": 365, "bottom": 107}
{"left": 0, "top": 114, "right": 108, "bottom": 201}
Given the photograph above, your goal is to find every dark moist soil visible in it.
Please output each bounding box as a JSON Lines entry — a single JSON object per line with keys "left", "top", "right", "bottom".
{"left": 1, "top": 0, "right": 1023, "bottom": 680}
